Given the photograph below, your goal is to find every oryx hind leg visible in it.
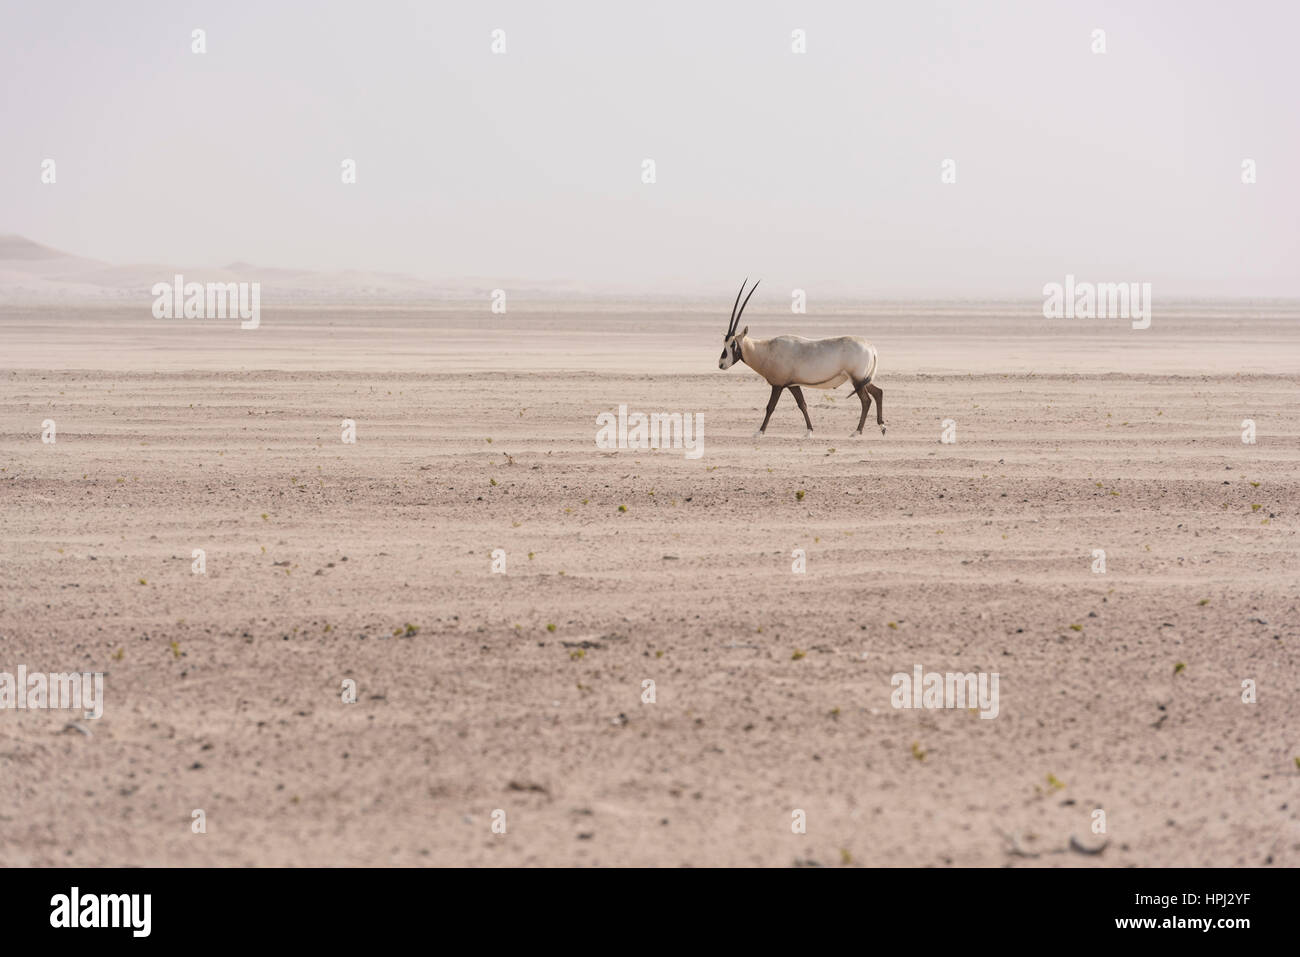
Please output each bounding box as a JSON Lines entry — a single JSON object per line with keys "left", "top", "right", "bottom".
{"left": 788, "top": 386, "right": 814, "bottom": 438}
{"left": 850, "top": 379, "right": 872, "bottom": 436}
{"left": 866, "top": 383, "right": 885, "bottom": 433}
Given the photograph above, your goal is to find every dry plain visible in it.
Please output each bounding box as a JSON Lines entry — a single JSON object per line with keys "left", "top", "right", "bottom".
{"left": 0, "top": 302, "right": 1297, "bottom": 866}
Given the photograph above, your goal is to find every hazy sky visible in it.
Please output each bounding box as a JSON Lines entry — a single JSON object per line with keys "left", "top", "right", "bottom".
{"left": 3, "top": 0, "right": 1297, "bottom": 295}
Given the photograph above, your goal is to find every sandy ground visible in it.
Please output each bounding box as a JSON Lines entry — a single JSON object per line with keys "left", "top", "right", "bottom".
{"left": 0, "top": 302, "right": 1297, "bottom": 867}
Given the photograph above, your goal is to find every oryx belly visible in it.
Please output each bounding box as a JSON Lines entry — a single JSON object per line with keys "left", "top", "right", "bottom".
{"left": 797, "top": 372, "right": 849, "bottom": 390}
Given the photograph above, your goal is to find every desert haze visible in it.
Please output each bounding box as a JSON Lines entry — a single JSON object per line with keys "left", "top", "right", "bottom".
{"left": 0, "top": 239, "right": 1296, "bottom": 866}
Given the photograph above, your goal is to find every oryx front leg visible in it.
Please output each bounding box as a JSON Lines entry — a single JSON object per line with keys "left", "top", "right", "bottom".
{"left": 788, "top": 386, "right": 814, "bottom": 438}
{"left": 755, "top": 383, "right": 782, "bottom": 437}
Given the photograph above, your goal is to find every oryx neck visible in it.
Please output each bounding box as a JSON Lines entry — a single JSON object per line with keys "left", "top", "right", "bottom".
{"left": 740, "top": 335, "right": 769, "bottom": 375}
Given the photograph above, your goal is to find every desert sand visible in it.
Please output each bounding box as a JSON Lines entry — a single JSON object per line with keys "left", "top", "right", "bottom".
{"left": 0, "top": 301, "right": 1296, "bottom": 866}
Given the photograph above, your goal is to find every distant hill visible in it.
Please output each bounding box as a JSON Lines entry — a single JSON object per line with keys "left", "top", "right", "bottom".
{"left": 0, "top": 235, "right": 661, "bottom": 305}
{"left": 0, "top": 235, "right": 93, "bottom": 261}
{"left": 0, "top": 235, "right": 462, "bottom": 303}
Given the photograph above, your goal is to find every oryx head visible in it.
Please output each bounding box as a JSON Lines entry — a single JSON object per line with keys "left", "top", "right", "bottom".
{"left": 719, "top": 278, "right": 759, "bottom": 370}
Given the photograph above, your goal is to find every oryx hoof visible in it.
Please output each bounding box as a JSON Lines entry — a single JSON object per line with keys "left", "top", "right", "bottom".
{"left": 752, "top": 429, "right": 765, "bottom": 439}
{"left": 850, "top": 429, "right": 863, "bottom": 438}
{"left": 803, "top": 429, "right": 813, "bottom": 439}
{"left": 880, "top": 425, "right": 887, "bottom": 435}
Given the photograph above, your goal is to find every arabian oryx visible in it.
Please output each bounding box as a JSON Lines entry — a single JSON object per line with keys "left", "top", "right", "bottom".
{"left": 718, "top": 279, "right": 885, "bottom": 438}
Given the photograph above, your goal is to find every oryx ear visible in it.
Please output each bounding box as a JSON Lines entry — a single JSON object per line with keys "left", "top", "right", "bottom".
{"left": 740, "top": 326, "right": 747, "bottom": 338}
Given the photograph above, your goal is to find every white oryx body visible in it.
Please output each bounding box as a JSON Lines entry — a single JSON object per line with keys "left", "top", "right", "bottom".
{"left": 738, "top": 334, "right": 877, "bottom": 391}
{"left": 718, "top": 279, "right": 886, "bottom": 438}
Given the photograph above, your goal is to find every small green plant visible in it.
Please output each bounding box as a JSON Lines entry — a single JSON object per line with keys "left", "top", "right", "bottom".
{"left": 795, "top": 490, "right": 805, "bottom": 501}
{"left": 1174, "top": 662, "right": 1186, "bottom": 675}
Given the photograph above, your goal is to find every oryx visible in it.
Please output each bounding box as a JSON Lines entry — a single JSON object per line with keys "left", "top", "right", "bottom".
{"left": 718, "top": 279, "right": 885, "bottom": 438}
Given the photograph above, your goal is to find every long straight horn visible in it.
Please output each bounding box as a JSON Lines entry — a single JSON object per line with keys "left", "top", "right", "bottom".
{"left": 727, "top": 278, "right": 748, "bottom": 337}
{"left": 734, "top": 278, "right": 760, "bottom": 330}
